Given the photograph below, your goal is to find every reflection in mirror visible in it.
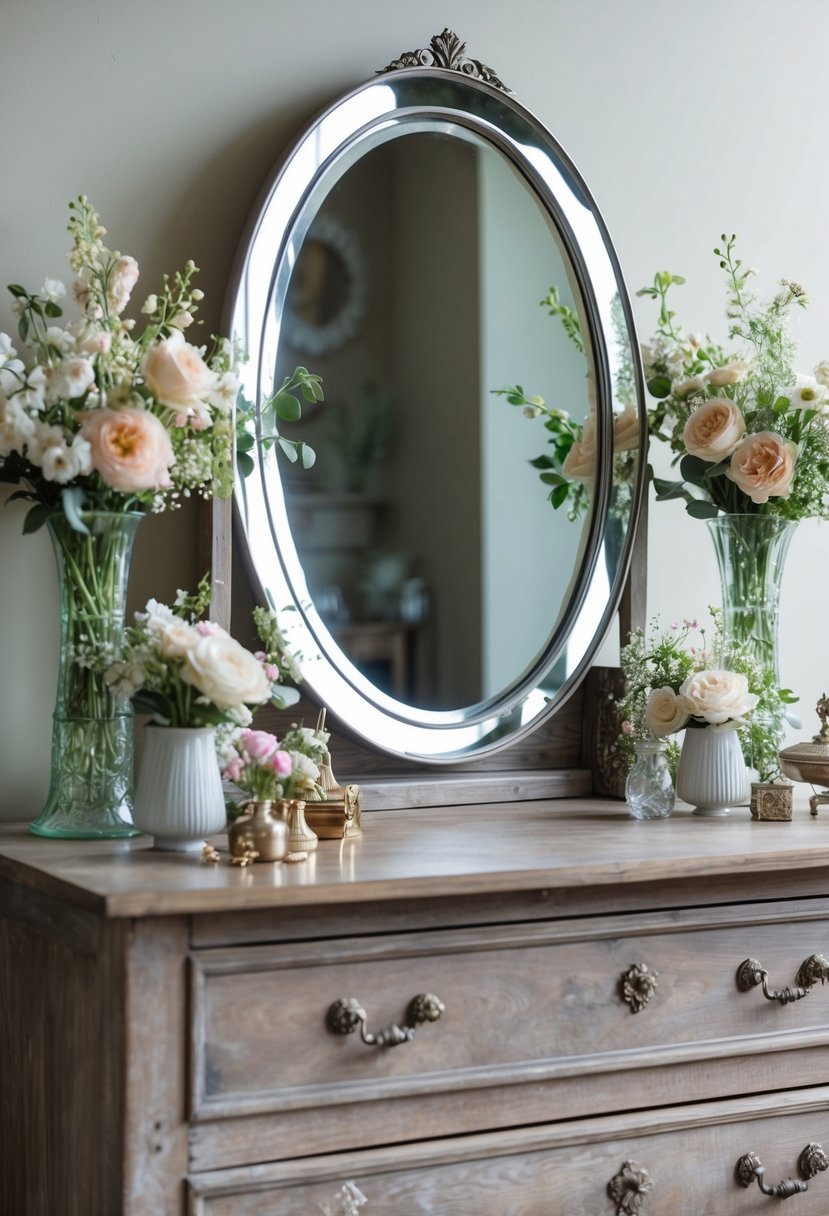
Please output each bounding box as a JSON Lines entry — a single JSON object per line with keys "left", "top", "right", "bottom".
{"left": 276, "top": 131, "right": 592, "bottom": 711}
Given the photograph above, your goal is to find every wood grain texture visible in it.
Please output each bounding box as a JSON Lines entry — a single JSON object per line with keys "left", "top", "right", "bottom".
{"left": 0, "top": 901, "right": 127, "bottom": 1215}
{"left": 2, "top": 800, "right": 829, "bottom": 918}
{"left": 187, "top": 1084, "right": 829, "bottom": 1216}
{"left": 189, "top": 904, "right": 829, "bottom": 1125}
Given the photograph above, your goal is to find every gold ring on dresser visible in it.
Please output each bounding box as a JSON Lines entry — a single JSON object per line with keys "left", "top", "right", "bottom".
{"left": 326, "top": 993, "right": 445, "bottom": 1048}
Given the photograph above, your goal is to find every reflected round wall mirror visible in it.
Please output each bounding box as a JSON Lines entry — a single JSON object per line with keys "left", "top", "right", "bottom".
{"left": 224, "top": 30, "right": 646, "bottom": 765}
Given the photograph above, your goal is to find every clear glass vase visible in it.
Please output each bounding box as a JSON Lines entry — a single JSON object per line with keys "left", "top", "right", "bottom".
{"left": 706, "top": 514, "right": 796, "bottom": 680}
{"left": 30, "top": 511, "right": 144, "bottom": 839}
{"left": 625, "top": 739, "right": 675, "bottom": 819}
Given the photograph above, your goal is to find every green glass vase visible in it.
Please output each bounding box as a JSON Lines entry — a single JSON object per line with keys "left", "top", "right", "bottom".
{"left": 30, "top": 511, "right": 144, "bottom": 839}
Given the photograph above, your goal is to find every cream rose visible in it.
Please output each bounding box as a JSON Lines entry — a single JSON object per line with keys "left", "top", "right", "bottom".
{"left": 726, "top": 431, "right": 797, "bottom": 503}
{"left": 613, "top": 407, "right": 639, "bottom": 453}
{"left": 683, "top": 398, "right": 745, "bottom": 463}
{"left": 80, "top": 407, "right": 174, "bottom": 492}
{"left": 644, "top": 687, "right": 689, "bottom": 737}
{"left": 562, "top": 418, "right": 596, "bottom": 482}
{"left": 107, "top": 255, "right": 140, "bottom": 315}
{"left": 704, "top": 360, "right": 750, "bottom": 388}
{"left": 674, "top": 376, "right": 706, "bottom": 398}
{"left": 677, "top": 669, "right": 758, "bottom": 728}
{"left": 143, "top": 330, "right": 216, "bottom": 413}
{"left": 180, "top": 633, "right": 271, "bottom": 710}
{"left": 157, "top": 620, "right": 200, "bottom": 660}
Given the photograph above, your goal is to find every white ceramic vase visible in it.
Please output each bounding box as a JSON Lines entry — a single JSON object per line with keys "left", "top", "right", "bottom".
{"left": 133, "top": 726, "right": 226, "bottom": 851}
{"left": 676, "top": 726, "right": 749, "bottom": 817}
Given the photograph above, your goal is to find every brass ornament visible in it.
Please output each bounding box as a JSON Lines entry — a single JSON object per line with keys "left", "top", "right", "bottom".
{"left": 309, "top": 715, "right": 363, "bottom": 840}
{"left": 735, "top": 1151, "right": 808, "bottom": 1197}
{"left": 778, "top": 695, "right": 829, "bottom": 815}
{"left": 201, "top": 841, "right": 221, "bottom": 864}
{"left": 228, "top": 800, "right": 290, "bottom": 863}
{"left": 795, "top": 953, "right": 829, "bottom": 989}
{"left": 620, "top": 963, "right": 659, "bottom": 1014}
{"left": 607, "top": 1160, "right": 653, "bottom": 1215}
{"left": 327, "top": 992, "right": 444, "bottom": 1049}
{"left": 378, "top": 28, "right": 509, "bottom": 92}
{"left": 750, "top": 782, "right": 793, "bottom": 820}
{"left": 284, "top": 798, "right": 318, "bottom": 852}
{"left": 798, "top": 1142, "right": 829, "bottom": 1180}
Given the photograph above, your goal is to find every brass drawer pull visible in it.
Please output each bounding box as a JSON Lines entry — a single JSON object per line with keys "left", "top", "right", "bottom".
{"left": 620, "top": 963, "right": 659, "bottom": 1013}
{"left": 607, "top": 1160, "right": 653, "bottom": 1214}
{"left": 326, "top": 993, "right": 445, "bottom": 1048}
{"left": 736, "top": 1144, "right": 828, "bottom": 1198}
{"left": 736, "top": 958, "right": 814, "bottom": 1004}
{"left": 796, "top": 953, "right": 829, "bottom": 988}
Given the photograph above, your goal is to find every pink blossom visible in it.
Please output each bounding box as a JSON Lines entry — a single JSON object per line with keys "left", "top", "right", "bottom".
{"left": 254, "top": 651, "right": 267, "bottom": 661}
{"left": 196, "top": 620, "right": 221, "bottom": 636}
{"left": 272, "top": 750, "right": 293, "bottom": 776}
{"left": 621, "top": 720, "right": 635, "bottom": 736}
{"left": 240, "top": 729, "right": 279, "bottom": 760}
{"left": 264, "top": 663, "right": 280, "bottom": 681}
{"left": 223, "top": 757, "right": 245, "bottom": 782}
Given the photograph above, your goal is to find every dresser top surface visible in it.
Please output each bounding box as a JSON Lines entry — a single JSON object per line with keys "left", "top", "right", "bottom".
{"left": 1, "top": 799, "right": 829, "bottom": 918}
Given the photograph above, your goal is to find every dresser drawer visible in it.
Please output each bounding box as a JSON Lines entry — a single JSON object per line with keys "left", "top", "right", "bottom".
{"left": 189, "top": 901, "right": 829, "bottom": 1127}
{"left": 188, "top": 1086, "right": 829, "bottom": 1215}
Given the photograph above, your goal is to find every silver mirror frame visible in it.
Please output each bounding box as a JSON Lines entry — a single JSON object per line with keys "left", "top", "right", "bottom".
{"left": 226, "top": 57, "right": 646, "bottom": 765}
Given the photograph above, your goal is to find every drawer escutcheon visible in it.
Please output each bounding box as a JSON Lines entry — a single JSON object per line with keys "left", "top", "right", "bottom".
{"left": 607, "top": 1159, "right": 653, "bottom": 1214}
{"left": 620, "top": 963, "right": 659, "bottom": 1014}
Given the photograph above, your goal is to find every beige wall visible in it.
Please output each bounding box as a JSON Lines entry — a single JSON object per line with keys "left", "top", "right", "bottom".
{"left": 3, "top": 0, "right": 829, "bottom": 816}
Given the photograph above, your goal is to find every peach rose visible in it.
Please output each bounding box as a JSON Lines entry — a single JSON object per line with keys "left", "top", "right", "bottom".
{"left": 80, "top": 407, "right": 174, "bottom": 492}
{"left": 677, "top": 669, "right": 758, "bottom": 728}
{"left": 613, "top": 407, "right": 640, "bottom": 452}
{"left": 562, "top": 418, "right": 596, "bottom": 482}
{"left": 726, "top": 431, "right": 798, "bottom": 503}
{"left": 683, "top": 398, "right": 745, "bottom": 463}
{"left": 644, "top": 687, "right": 689, "bottom": 737}
{"left": 142, "top": 330, "right": 216, "bottom": 413}
{"left": 180, "top": 633, "right": 271, "bottom": 709}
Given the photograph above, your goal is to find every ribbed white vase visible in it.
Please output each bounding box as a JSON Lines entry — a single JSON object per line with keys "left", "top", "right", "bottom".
{"left": 676, "top": 726, "right": 750, "bottom": 817}
{"left": 133, "top": 726, "right": 226, "bottom": 851}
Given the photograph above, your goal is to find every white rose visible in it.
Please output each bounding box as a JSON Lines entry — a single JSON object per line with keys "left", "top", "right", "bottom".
{"left": 143, "top": 329, "right": 217, "bottom": 412}
{"left": 815, "top": 360, "right": 829, "bottom": 389}
{"left": 40, "top": 440, "right": 81, "bottom": 484}
{"left": 674, "top": 376, "right": 706, "bottom": 398}
{"left": 46, "top": 356, "right": 96, "bottom": 402}
{"left": 677, "top": 669, "right": 758, "bottom": 728}
{"left": 157, "top": 620, "right": 201, "bottom": 659}
{"left": 644, "top": 687, "right": 689, "bottom": 737}
{"left": 0, "top": 396, "right": 36, "bottom": 457}
{"left": 180, "top": 633, "right": 271, "bottom": 710}
{"left": 704, "top": 360, "right": 750, "bottom": 388}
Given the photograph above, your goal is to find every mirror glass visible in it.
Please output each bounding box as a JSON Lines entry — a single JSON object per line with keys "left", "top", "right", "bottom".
{"left": 228, "top": 65, "right": 644, "bottom": 762}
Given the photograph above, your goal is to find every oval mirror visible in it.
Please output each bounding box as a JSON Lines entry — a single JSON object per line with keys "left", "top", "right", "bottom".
{"left": 226, "top": 33, "right": 645, "bottom": 764}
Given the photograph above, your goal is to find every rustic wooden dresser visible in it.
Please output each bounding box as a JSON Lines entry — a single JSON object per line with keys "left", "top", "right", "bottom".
{"left": 3, "top": 800, "right": 829, "bottom": 1214}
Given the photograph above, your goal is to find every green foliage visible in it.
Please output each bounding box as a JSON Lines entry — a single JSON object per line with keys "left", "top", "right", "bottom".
{"left": 235, "top": 366, "right": 321, "bottom": 478}
{"left": 325, "top": 379, "right": 392, "bottom": 493}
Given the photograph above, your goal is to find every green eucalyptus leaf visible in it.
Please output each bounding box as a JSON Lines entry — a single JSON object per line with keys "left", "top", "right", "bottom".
{"left": 271, "top": 686, "right": 301, "bottom": 709}
{"left": 773, "top": 396, "right": 790, "bottom": 414}
{"left": 550, "top": 484, "right": 569, "bottom": 510}
{"left": 274, "top": 392, "right": 302, "bottom": 422}
{"left": 646, "top": 374, "right": 672, "bottom": 399}
{"left": 131, "top": 690, "right": 172, "bottom": 723}
{"left": 236, "top": 430, "right": 255, "bottom": 452}
{"left": 44, "top": 300, "right": 63, "bottom": 318}
{"left": 685, "top": 499, "right": 720, "bottom": 520}
{"left": 539, "top": 472, "right": 567, "bottom": 486}
{"left": 299, "top": 443, "right": 316, "bottom": 470}
{"left": 22, "top": 503, "right": 53, "bottom": 534}
{"left": 277, "top": 437, "right": 299, "bottom": 463}
{"left": 679, "top": 454, "right": 710, "bottom": 487}
{"left": 7, "top": 284, "right": 27, "bottom": 298}
{"left": 529, "top": 455, "right": 555, "bottom": 469}
{"left": 236, "top": 451, "right": 255, "bottom": 479}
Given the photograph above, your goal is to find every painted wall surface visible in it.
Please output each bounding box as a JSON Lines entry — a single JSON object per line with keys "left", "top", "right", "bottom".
{"left": 2, "top": 0, "right": 828, "bottom": 817}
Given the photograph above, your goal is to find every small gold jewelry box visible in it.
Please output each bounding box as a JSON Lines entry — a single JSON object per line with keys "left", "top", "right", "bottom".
{"left": 305, "top": 749, "right": 362, "bottom": 839}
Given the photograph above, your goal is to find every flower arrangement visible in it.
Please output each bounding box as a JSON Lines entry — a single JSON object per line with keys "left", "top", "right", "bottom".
{"left": 617, "top": 613, "right": 796, "bottom": 782}
{"left": 641, "top": 236, "right": 829, "bottom": 520}
{"left": 0, "top": 197, "right": 239, "bottom": 529}
{"left": 107, "top": 578, "right": 298, "bottom": 728}
{"left": 493, "top": 289, "right": 640, "bottom": 519}
{"left": 222, "top": 721, "right": 331, "bottom": 805}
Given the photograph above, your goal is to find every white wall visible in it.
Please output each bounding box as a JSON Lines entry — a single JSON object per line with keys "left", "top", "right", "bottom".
{"left": 3, "top": 0, "right": 828, "bottom": 816}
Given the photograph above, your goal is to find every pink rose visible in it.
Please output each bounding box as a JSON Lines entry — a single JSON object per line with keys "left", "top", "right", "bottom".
{"left": 272, "top": 750, "right": 293, "bottom": 777}
{"left": 612, "top": 407, "right": 639, "bottom": 453}
{"left": 240, "top": 729, "right": 279, "bottom": 760}
{"left": 223, "top": 757, "right": 245, "bottom": 783}
{"left": 80, "top": 407, "right": 174, "bottom": 492}
{"left": 562, "top": 418, "right": 596, "bottom": 482}
{"left": 143, "top": 330, "right": 216, "bottom": 412}
{"left": 683, "top": 398, "right": 745, "bottom": 463}
{"left": 727, "top": 431, "right": 798, "bottom": 503}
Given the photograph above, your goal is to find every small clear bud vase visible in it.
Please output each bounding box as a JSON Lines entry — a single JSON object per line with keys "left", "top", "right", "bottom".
{"left": 625, "top": 738, "right": 675, "bottom": 820}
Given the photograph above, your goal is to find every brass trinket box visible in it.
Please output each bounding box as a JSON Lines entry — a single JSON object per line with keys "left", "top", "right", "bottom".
{"left": 778, "top": 695, "right": 829, "bottom": 816}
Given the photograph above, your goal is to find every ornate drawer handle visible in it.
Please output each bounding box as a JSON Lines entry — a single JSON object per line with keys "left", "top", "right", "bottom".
{"left": 736, "top": 1144, "right": 828, "bottom": 1198}
{"left": 326, "top": 993, "right": 445, "bottom": 1048}
{"left": 607, "top": 1160, "right": 653, "bottom": 1214}
{"left": 736, "top": 957, "right": 815, "bottom": 1004}
{"left": 620, "top": 963, "right": 659, "bottom": 1013}
{"left": 796, "top": 953, "right": 829, "bottom": 988}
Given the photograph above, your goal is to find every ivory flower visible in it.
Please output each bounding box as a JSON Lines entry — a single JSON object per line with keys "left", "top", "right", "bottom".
{"left": 683, "top": 398, "right": 745, "bottom": 463}
{"left": 106, "top": 255, "right": 140, "bottom": 315}
{"left": 704, "top": 360, "right": 750, "bottom": 388}
{"left": 644, "top": 687, "right": 689, "bottom": 737}
{"left": 613, "top": 407, "right": 640, "bottom": 452}
{"left": 726, "top": 431, "right": 798, "bottom": 503}
{"left": 678, "top": 669, "right": 758, "bottom": 728}
{"left": 562, "top": 418, "right": 596, "bottom": 481}
{"left": 157, "top": 620, "right": 200, "bottom": 659}
{"left": 673, "top": 376, "right": 706, "bottom": 398}
{"left": 180, "top": 633, "right": 271, "bottom": 709}
{"left": 143, "top": 330, "right": 216, "bottom": 413}
{"left": 80, "top": 407, "right": 175, "bottom": 492}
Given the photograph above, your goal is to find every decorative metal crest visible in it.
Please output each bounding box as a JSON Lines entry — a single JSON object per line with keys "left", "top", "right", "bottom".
{"left": 620, "top": 963, "right": 659, "bottom": 1014}
{"left": 607, "top": 1160, "right": 653, "bottom": 1215}
{"left": 378, "top": 28, "right": 510, "bottom": 92}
